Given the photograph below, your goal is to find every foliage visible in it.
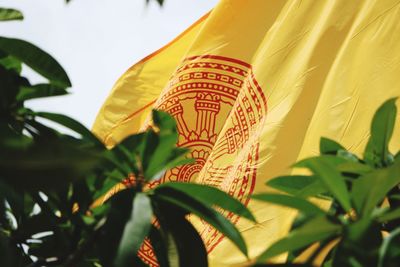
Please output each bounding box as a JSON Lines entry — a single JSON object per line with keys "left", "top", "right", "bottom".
{"left": 2, "top": 2, "right": 400, "bottom": 267}
{"left": 253, "top": 98, "right": 400, "bottom": 267}
{"left": 0, "top": 5, "right": 252, "bottom": 267}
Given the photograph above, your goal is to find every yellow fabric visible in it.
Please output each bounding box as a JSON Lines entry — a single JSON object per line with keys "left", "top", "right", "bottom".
{"left": 93, "top": 0, "right": 400, "bottom": 266}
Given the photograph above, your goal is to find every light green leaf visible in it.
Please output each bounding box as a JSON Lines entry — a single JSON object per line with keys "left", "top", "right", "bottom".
{"left": 364, "top": 98, "right": 397, "bottom": 167}
{"left": 257, "top": 216, "right": 340, "bottom": 262}
{"left": 352, "top": 160, "right": 400, "bottom": 217}
{"left": 320, "top": 137, "right": 345, "bottom": 155}
{"left": 266, "top": 175, "right": 327, "bottom": 198}
{"left": 336, "top": 162, "right": 373, "bottom": 175}
{"left": 294, "top": 156, "right": 352, "bottom": 212}
{"left": 252, "top": 193, "right": 326, "bottom": 217}
{"left": 0, "top": 8, "right": 23, "bottom": 21}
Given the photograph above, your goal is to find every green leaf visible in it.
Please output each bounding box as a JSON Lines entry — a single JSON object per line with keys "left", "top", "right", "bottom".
{"left": 35, "top": 112, "right": 101, "bottom": 145}
{"left": 0, "top": 8, "right": 23, "bottom": 21}
{"left": 257, "top": 216, "right": 340, "bottom": 262}
{"left": 115, "top": 193, "right": 153, "bottom": 267}
{"left": 364, "top": 98, "right": 397, "bottom": 167}
{"left": 143, "top": 132, "right": 175, "bottom": 180}
{"left": 16, "top": 84, "right": 68, "bottom": 101}
{"left": 103, "top": 150, "right": 133, "bottom": 177}
{"left": 156, "top": 182, "right": 255, "bottom": 222}
{"left": 320, "top": 137, "right": 345, "bottom": 155}
{"left": 143, "top": 110, "right": 192, "bottom": 180}
{"left": 0, "top": 55, "right": 22, "bottom": 73}
{"left": 0, "top": 37, "right": 71, "bottom": 87}
{"left": 252, "top": 193, "right": 326, "bottom": 217}
{"left": 352, "top": 160, "right": 400, "bottom": 217}
{"left": 93, "top": 171, "right": 125, "bottom": 201}
{"left": 154, "top": 187, "right": 248, "bottom": 256}
{"left": 336, "top": 162, "right": 373, "bottom": 175}
{"left": 337, "top": 150, "right": 359, "bottom": 162}
{"left": 152, "top": 109, "right": 177, "bottom": 135}
{"left": 266, "top": 175, "right": 327, "bottom": 198}
{"left": 294, "top": 156, "right": 352, "bottom": 212}
{"left": 162, "top": 147, "right": 193, "bottom": 173}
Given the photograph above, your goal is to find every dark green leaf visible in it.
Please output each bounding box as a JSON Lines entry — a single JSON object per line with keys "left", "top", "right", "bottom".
{"left": 0, "top": 136, "right": 102, "bottom": 190}
{"left": 146, "top": 0, "right": 165, "bottom": 7}
{"left": 0, "top": 37, "right": 71, "bottom": 87}
{"left": 158, "top": 208, "right": 207, "bottom": 267}
{"left": 352, "top": 160, "right": 400, "bottom": 217}
{"left": 157, "top": 182, "right": 255, "bottom": 221}
{"left": 320, "top": 137, "right": 345, "bottom": 155}
{"left": 252, "top": 193, "right": 326, "bottom": 217}
{"left": 16, "top": 84, "right": 68, "bottom": 101}
{"left": 0, "top": 64, "right": 28, "bottom": 111}
{"left": 115, "top": 193, "right": 153, "bottom": 267}
{"left": 364, "top": 98, "right": 397, "bottom": 167}
{"left": 93, "top": 170, "right": 125, "bottom": 201}
{"left": 148, "top": 226, "right": 170, "bottom": 267}
{"left": 35, "top": 112, "right": 101, "bottom": 145}
{"left": 294, "top": 156, "right": 352, "bottom": 212}
{"left": 154, "top": 187, "right": 248, "bottom": 256}
{"left": 0, "top": 8, "right": 23, "bottom": 21}
{"left": 257, "top": 216, "right": 340, "bottom": 262}
{"left": 332, "top": 219, "right": 381, "bottom": 267}
{"left": 97, "top": 189, "right": 135, "bottom": 266}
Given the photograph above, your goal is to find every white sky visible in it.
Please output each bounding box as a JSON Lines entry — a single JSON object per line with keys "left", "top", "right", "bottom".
{"left": 1, "top": 0, "right": 218, "bottom": 128}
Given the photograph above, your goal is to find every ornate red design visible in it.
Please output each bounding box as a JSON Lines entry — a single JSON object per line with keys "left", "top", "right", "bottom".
{"left": 138, "top": 55, "right": 267, "bottom": 266}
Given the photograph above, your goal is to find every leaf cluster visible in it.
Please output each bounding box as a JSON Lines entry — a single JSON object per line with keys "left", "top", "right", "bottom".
{"left": 253, "top": 99, "right": 400, "bottom": 267}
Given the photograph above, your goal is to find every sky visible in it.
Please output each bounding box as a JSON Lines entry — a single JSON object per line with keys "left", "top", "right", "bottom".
{"left": 1, "top": 0, "right": 218, "bottom": 128}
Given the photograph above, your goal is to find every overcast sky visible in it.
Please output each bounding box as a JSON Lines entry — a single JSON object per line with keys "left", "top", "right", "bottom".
{"left": 1, "top": 0, "right": 218, "bottom": 128}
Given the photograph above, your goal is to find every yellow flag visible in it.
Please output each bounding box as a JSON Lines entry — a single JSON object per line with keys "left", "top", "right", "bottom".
{"left": 93, "top": 0, "right": 400, "bottom": 266}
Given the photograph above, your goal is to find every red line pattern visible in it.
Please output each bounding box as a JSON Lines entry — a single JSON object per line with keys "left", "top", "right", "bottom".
{"left": 138, "top": 55, "right": 267, "bottom": 266}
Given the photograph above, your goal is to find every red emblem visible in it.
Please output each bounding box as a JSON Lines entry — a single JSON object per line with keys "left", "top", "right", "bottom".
{"left": 139, "top": 55, "right": 267, "bottom": 266}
